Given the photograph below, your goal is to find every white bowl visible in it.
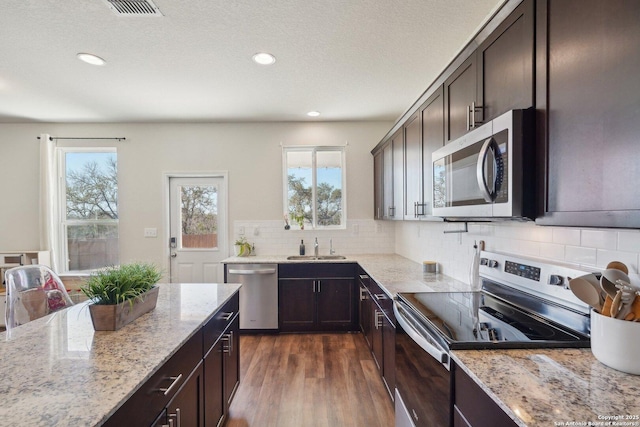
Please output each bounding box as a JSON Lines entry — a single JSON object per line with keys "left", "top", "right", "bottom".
{"left": 591, "top": 309, "right": 640, "bottom": 375}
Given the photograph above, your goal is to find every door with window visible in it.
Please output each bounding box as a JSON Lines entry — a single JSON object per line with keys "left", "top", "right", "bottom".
{"left": 169, "top": 176, "right": 227, "bottom": 283}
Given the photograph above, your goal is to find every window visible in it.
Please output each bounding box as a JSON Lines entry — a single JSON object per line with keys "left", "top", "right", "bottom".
{"left": 283, "top": 146, "right": 345, "bottom": 229}
{"left": 59, "top": 148, "right": 119, "bottom": 272}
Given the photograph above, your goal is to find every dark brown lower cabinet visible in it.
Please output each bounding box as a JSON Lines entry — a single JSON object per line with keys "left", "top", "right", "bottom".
{"left": 204, "top": 311, "right": 240, "bottom": 427}
{"left": 204, "top": 339, "right": 224, "bottom": 427}
{"left": 453, "top": 362, "right": 517, "bottom": 427}
{"left": 160, "top": 362, "right": 205, "bottom": 427}
{"left": 105, "top": 292, "right": 240, "bottom": 427}
{"left": 358, "top": 268, "right": 395, "bottom": 402}
{"left": 278, "top": 263, "right": 357, "bottom": 332}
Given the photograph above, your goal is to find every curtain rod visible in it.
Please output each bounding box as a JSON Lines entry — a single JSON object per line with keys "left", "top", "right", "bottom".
{"left": 37, "top": 136, "right": 126, "bottom": 141}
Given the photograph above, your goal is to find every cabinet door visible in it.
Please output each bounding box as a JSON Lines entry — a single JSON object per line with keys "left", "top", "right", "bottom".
{"left": 444, "top": 55, "right": 478, "bottom": 143}
{"left": 404, "top": 112, "right": 422, "bottom": 220}
{"left": 421, "top": 86, "right": 444, "bottom": 216}
{"left": 166, "top": 362, "right": 204, "bottom": 427}
{"left": 381, "top": 315, "right": 395, "bottom": 401}
{"left": 359, "top": 283, "right": 372, "bottom": 349}
{"left": 391, "top": 129, "right": 404, "bottom": 220}
{"left": 204, "top": 340, "right": 224, "bottom": 427}
{"left": 536, "top": 0, "right": 640, "bottom": 228}
{"left": 316, "top": 278, "right": 355, "bottom": 331}
{"left": 382, "top": 141, "right": 394, "bottom": 219}
{"left": 454, "top": 363, "right": 517, "bottom": 427}
{"left": 223, "top": 315, "right": 240, "bottom": 411}
{"left": 279, "top": 279, "right": 316, "bottom": 332}
{"left": 371, "top": 305, "right": 384, "bottom": 372}
{"left": 373, "top": 150, "right": 384, "bottom": 219}
{"left": 477, "top": 0, "right": 534, "bottom": 122}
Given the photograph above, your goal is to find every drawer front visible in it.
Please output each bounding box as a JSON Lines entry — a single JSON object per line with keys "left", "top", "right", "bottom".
{"left": 203, "top": 293, "right": 239, "bottom": 352}
{"left": 279, "top": 262, "right": 356, "bottom": 279}
{"left": 105, "top": 329, "right": 203, "bottom": 427}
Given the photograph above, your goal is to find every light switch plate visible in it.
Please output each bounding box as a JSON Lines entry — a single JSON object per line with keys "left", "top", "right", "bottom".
{"left": 144, "top": 228, "right": 158, "bottom": 238}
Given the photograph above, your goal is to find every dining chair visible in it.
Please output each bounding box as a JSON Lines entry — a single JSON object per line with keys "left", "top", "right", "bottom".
{"left": 4, "top": 265, "right": 74, "bottom": 332}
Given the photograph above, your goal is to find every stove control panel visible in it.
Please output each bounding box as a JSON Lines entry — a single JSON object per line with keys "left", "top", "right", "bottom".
{"left": 505, "top": 260, "right": 541, "bottom": 282}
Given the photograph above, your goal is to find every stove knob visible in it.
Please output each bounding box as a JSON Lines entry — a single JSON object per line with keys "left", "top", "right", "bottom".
{"left": 548, "top": 274, "right": 564, "bottom": 286}
{"left": 488, "top": 259, "right": 499, "bottom": 268}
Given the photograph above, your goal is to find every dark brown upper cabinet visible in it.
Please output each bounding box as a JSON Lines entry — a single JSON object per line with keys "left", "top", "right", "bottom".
{"left": 477, "top": 0, "right": 534, "bottom": 123}
{"left": 403, "top": 112, "right": 422, "bottom": 220}
{"left": 444, "top": 0, "right": 533, "bottom": 144}
{"left": 420, "top": 86, "right": 445, "bottom": 216}
{"left": 444, "top": 55, "right": 478, "bottom": 143}
{"left": 535, "top": 0, "right": 640, "bottom": 228}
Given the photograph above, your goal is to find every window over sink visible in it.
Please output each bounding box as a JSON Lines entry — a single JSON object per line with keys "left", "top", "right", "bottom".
{"left": 283, "top": 146, "right": 345, "bottom": 229}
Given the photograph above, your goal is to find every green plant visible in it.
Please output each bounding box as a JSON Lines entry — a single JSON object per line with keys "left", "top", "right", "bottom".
{"left": 81, "top": 262, "right": 162, "bottom": 305}
{"left": 234, "top": 236, "right": 252, "bottom": 256}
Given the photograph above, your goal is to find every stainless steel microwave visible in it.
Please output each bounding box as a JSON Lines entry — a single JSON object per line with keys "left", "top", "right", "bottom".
{"left": 431, "top": 109, "right": 535, "bottom": 220}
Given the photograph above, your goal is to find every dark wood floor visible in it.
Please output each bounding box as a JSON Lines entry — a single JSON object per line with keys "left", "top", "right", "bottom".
{"left": 227, "top": 333, "right": 395, "bottom": 427}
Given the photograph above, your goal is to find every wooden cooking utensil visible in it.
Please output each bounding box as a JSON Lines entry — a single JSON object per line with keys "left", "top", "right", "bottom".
{"left": 601, "top": 295, "right": 613, "bottom": 317}
{"left": 607, "top": 261, "right": 629, "bottom": 275}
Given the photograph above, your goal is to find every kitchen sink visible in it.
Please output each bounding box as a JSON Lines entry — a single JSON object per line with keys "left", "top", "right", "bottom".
{"left": 286, "top": 255, "right": 347, "bottom": 260}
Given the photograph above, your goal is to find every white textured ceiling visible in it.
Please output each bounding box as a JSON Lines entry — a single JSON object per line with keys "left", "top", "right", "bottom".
{"left": 0, "top": 0, "right": 504, "bottom": 123}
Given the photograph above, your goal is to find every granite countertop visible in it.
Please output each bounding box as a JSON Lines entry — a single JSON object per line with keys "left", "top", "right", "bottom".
{"left": 222, "top": 253, "right": 471, "bottom": 296}
{"left": 452, "top": 348, "right": 640, "bottom": 427}
{"left": 0, "top": 282, "right": 241, "bottom": 426}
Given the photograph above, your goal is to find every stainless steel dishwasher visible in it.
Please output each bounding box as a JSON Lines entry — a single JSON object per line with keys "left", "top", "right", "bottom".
{"left": 225, "top": 264, "right": 278, "bottom": 331}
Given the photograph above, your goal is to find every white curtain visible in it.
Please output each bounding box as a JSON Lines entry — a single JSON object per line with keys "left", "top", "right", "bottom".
{"left": 39, "top": 134, "right": 61, "bottom": 272}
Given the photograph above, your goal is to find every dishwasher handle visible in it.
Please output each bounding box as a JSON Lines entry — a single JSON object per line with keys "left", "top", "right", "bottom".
{"left": 227, "top": 268, "right": 276, "bottom": 275}
{"left": 394, "top": 301, "right": 449, "bottom": 367}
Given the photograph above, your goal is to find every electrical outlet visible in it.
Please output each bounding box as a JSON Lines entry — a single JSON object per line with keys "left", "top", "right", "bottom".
{"left": 239, "top": 226, "right": 245, "bottom": 235}
{"left": 144, "top": 228, "right": 158, "bottom": 238}
{"left": 253, "top": 227, "right": 260, "bottom": 236}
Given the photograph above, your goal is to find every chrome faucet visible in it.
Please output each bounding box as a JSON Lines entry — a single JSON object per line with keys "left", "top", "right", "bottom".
{"left": 330, "top": 239, "right": 335, "bottom": 255}
{"left": 314, "top": 237, "right": 319, "bottom": 258}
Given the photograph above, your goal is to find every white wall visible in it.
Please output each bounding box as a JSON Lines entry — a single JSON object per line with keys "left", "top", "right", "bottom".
{"left": 0, "top": 121, "right": 392, "bottom": 273}
{"left": 395, "top": 221, "right": 640, "bottom": 284}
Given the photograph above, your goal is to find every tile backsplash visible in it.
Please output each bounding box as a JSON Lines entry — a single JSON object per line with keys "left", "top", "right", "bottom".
{"left": 232, "top": 219, "right": 395, "bottom": 257}
{"left": 395, "top": 221, "right": 640, "bottom": 285}
{"left": 233, "top": 218, "right": 640, "bottom": 287}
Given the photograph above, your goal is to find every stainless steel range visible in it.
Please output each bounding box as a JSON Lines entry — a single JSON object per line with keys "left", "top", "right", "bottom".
{"left": 394, "top": 251, "right": 593, "bottom": 427}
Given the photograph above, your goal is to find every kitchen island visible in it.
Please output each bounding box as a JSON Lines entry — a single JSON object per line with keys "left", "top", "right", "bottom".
{"left": 0, "top": 282, "right": 241, "bottom": 426}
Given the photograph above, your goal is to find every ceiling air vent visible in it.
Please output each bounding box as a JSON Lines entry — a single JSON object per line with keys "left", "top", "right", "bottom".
{"left": 102, "top": 0, "right": 163, "bottom": 16}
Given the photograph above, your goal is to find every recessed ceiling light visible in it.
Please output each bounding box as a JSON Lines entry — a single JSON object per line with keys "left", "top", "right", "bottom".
{"left": 77, "top": 53, "right": 106, "bottom": 66}
{"left": 307, "top": 111, "right": 321, "bottom": 117}
{"left": 252, "top": 52, "right": 276, "bottom": 65}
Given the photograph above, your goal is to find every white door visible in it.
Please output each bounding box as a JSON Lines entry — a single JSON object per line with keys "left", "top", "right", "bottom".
{"left": 169, "top": 176, "right": 227, "bottom": 283}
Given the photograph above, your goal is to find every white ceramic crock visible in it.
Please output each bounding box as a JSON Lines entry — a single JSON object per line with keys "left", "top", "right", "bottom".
{"left": 591, "top": 309, "right": 640, "bottom": 375}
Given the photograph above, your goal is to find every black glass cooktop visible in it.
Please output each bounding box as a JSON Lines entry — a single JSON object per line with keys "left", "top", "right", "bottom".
{"left": 397, "top": 282, "right": 591, "bottom": 350}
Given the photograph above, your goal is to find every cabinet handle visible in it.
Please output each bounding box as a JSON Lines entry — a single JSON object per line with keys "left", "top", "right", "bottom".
{"left": 158, "top": 374, "right": 183, "bottom": 396}
{"left": 467, "top": 104, "right": 472, "bottom": 131}
{"left": 360, "top": 288, "right": 367, "bottom": 301}
{"left": 374, "top": 293, "right": 386, "bottom": 301}
{"left": 471, "top": 101, "right": 483, "bottom": 129}
{"left": 317, "top": 280, "right": 321, "bottom": 293}
{"left": 221, "top": 311, "right": 234, "bottom": 321}
{"left": 359, "top": 274, "right": 369, "bottom": 281}
{"left": 222, "top": 332, "right": 234, "bottom": 354}
{"left": 374, "top": 310, "right": 384, "bottom": 329}
{"left": 388, "top": 206, "right": 395, "bottom": 217}
{"left": 167, "top": 408, "right": 181, "bottom": 427}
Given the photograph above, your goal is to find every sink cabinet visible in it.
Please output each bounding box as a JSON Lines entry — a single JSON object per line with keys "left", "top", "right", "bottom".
{"left": 278, "top": 263, "right": 357, "bottom": 332}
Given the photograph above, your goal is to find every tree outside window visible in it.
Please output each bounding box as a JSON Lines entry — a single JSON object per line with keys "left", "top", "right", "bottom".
{"left": 62, "top": 149, "right": 119, "bottom": 271}
{"left": 284, "top": 147, "right": 345, "bottom": 229}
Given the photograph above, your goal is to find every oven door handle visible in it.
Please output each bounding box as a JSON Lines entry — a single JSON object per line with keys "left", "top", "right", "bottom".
{"left": 394, "top": 302, "right": 449, "bottom": 365}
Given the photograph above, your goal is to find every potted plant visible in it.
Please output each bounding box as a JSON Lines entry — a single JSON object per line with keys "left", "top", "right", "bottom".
{"left": 81, "top": 262, "right": 162, "bottom": 331}
{"left": 234, "top": 236, "right": 253, "bottom": 257}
